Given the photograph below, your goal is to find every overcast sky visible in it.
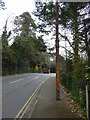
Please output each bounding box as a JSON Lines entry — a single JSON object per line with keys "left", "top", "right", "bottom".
{"left": 0, "top": 0, "right": 36, "bottom": 32}
{"left": 0, "top": 0, "right": 56, "bottom": 49}
{"left": 0, "top": 0, "right": 71, "bottom": 55}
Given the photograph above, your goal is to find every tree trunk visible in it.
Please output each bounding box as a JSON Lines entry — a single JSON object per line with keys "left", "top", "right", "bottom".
{"left": 84, "top": 22, "right": 90, "bottom": 68}
{"left": 56, "top": 1, "right": 60, "bottom": 100}
{"left": 72, "top": 9, "right": 80, "bottom": 99}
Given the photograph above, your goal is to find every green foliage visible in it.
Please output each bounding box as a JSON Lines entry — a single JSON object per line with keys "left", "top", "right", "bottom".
{"left": 35, "top": 36, "right": 47, "bottom": 52}
{"left": 59, "top": 3, "right": 89, "bottom": 117}
{"left": 14, "top": 12, "right": 36, "bottom": 37}
{"left": 34, "top": 2, "right": 56, "bottom": 34}
{"left": 2, "top": 34, "right": 47, "bottom": 75}
{"left": 2, "top": 2, "right": 89, "bottom": 117}
{"left": 2, "top": 12, "right": 47, "bottom": 75}
{"left": 34, "top": 2, "right": 89, "bottom": 117}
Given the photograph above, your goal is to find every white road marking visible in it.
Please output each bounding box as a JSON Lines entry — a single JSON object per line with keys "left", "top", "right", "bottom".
{"left": 10, "top": 78, "right": 23, "bottom": 84}
{"left": 27, "top": 76, "right": 32, "bottom": 78}
{"left": 14, "top": 78, "right": 46, "bottom": 119}
{"left": 10, "top": 76, "right": 40, "bottom": 84}
{"left": 35, "top": 77, "right": 39, "bottom": 79}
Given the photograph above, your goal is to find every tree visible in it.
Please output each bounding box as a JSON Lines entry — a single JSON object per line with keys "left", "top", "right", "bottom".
{"left": 33, "top": 1, "right": 90, "bottom": 107}
{"left": 60, "top": 2, "right": 90, "bottom": 98}
{"left": 34, "top": 36, "right": 47, "bottom": 52}
{"left": 80, "top": 17, "right": 90, "bottom": 68}
{"left": 59, "top": 3, "right": 90, "bottom": 113}
{"left": 34, "top": 1, "right": 61, "bottom": 100}
{"left": 2, "top": 19, "right": 17, "bottom": 75}
{"left": 56, "top": 1, "right": 60, "bottom": 100}
{"left": 14, "top": 12, "right": 36, "bottom": 37}
{"left": 8, "top": 11, "right": 47, "bottom": 74}
{"left": 0, "top": 0, "right": 5, "bottom": 10}
{"left": 34, "top": 2, "right": 56, "bottom": 34}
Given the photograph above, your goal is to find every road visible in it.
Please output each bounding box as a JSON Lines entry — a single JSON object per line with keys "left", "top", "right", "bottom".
{"left": 2, "top": 73, "right": 55, "bottom": 118}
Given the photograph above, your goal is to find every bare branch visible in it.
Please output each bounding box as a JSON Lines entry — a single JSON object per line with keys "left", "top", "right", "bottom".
{"left": 60, "top": 45, "right": 73, "bottom": 55}
{"left": 59, "top": 32, "right": 74, "bottom": 50}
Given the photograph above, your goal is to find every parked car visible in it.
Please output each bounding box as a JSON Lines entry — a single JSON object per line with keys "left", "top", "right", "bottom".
{"left": 43, "top": 68, "right": 49, "bottom": 73}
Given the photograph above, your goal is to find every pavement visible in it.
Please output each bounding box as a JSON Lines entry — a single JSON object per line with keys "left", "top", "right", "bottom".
{"left": 31, "top": 76, "right": 82, "bottom": 119}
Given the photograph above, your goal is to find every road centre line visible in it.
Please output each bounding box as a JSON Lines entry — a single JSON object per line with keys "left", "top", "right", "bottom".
{"left": 14, "top": 77, "right": 48, "bottom": 119}
{"left": 10, "top": 76, "right": 40, "bottom": 84}
{"left": 34, "top": 77, "right": 39, "bottom": 79}
{"left": 27, "top": 76, "right": 39, "bottom": 79}
{"left": 10, "top": 78, "right": 23, "bottom": 84}
{"left": 27, "top": 76, "right": 32, "bottom": 78}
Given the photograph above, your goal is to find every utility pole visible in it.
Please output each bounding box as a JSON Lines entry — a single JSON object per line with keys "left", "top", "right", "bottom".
{"left": 56, "top": 0, "right": 60, "bottom": 100}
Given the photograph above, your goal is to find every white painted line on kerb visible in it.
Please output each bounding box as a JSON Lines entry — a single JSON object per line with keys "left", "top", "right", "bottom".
{"left": 10, "top": 78, "right": 23, "bottom": 84}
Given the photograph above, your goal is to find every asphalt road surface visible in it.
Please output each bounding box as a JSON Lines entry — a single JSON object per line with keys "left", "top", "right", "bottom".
{"left": 2, "top": 73, "right": 55, "bottom": 118}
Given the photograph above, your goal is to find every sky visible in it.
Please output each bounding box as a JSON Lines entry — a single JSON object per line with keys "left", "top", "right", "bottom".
{"left": 0, "top": 0, "right": 41, "bottom": 48}
{"left": 0, "top": 0, "right": 57, "bottom": 50}
{"left": 0, "top": 0, "right": 36, "bottom": 32}
{"left": 0, "top": 0, "right": 71, "bottom": 56}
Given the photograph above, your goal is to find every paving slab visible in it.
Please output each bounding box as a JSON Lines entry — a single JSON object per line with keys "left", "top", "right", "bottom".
{"left": 31, "top": 76, "right": 81, "bottom": 118}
